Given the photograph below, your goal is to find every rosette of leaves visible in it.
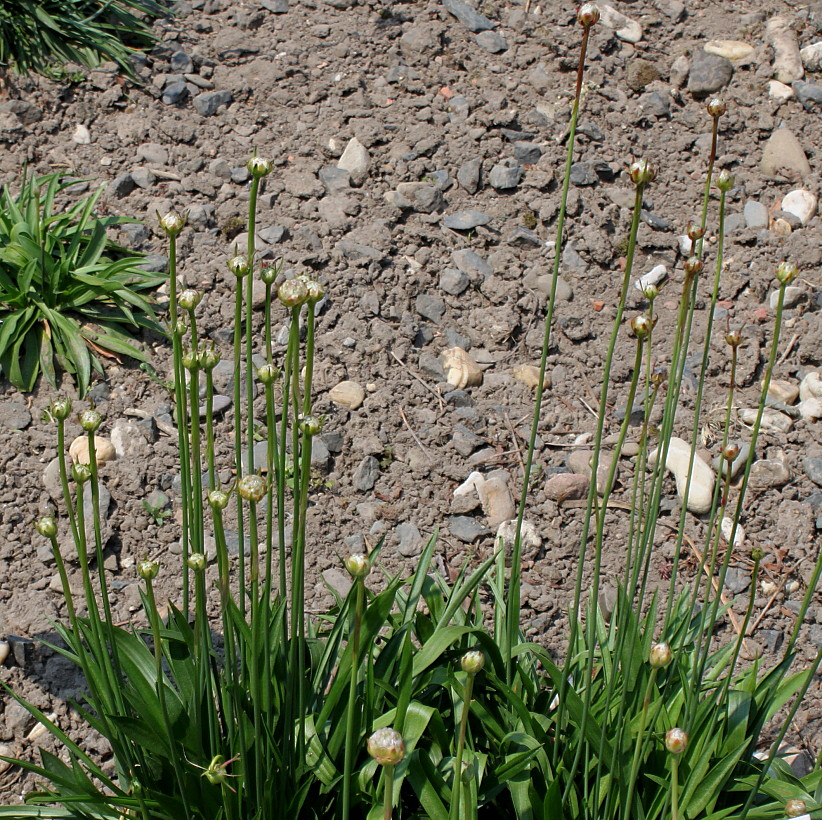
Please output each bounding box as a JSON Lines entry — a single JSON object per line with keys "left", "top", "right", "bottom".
{"left": 0, "top": 0, "right": 166, "bottom": 79}
{"left": 0, "top": 172, "right": 163, "bottom": 396}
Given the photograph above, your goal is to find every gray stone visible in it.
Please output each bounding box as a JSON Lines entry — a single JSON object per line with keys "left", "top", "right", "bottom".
{"left": 761, "top": 129, "right": 811, "bottom": 179}
{"left": 396, "top": 521, "right": 424, "bottom": 557}
{"left": 744, "top": 200, "right": 769, "bottom": 229}
{"left": 723, "top": 567, "right": 750, "bottom": 594}
{"left": 749, "top": 459, "right": 791, "bottom": 489}
{"left": 512, "top": 142, "right": 542, "bottom": 165}
{"left": 0, "top": 400, "right": 31, "bottom": 430}
{"left": 193, "top": 90, "right": 233, "bottom": 116}
{"left": 400, "top": 23, "right": 443, "bottom": 57}
{"left": 311, "top": 437, "right": 330, "bottom": 469}
{"left": 169, "top": 51, "right": 194, "bottom": 73}
{"left": 146, "top": 489, "right": 170, "bottom": 511}
{"left": 429, "top": 169, "right": 452, "bottom": 190}
{"left": 688, "top": 49, "right": 733, "bottom": 97}
{"left": 261, "top": 0, "right": 289, "bottom": 10}
{"left": 639, "top": 91, "right": 670, "bottom": 118}
{"left": 4, "top": 698, "right": 34, "bottom": 731}
{"left": 759, "top": 629, "right": 784, "bottom": 654}
{"left": 353, "top": 456, "right": 380, "bottom": 492}
{"left": 137, "top": 142, "right": 169, "bottom": 165}
{"left": 259, "top": 225, "right": 287, "bottom": 244}
{"left": 419, "top": 352, "right": 446, "bottom": 381}
{"left": 416, "top": 294, "right": 446, "bottom": 323}
{"left": 457, "top": 157, "right": 482, "bottom": 194}
{"left": 792, "top": 81, "right": 822, "bottom": 112}
{"left": 507, "top": 226, "right": 541, "bottom": 247}
{"left": 319, "top": 166, "right": 351, "bottom": 194}
{"left": 323, "top": 567, "right": 352, "bottom": 598}
{"left": 162, "top": 81, "right": 189, "bottom": 105}
{"left": 440, "top": 268, "right": 470, "bottom": 296}
{"left": 475, "top": 31, "right": 508, "bottom": 53}
{"left": 488, "top": 160, "right": 522, "bottom": 190}
{"left": 442, "top": 0, "right": 495, "bottom": 32}
{"left": 108, "top": 173, "right": 135, "bottom": 199}
{"left": 452, "top": 424, "right": 483, "bottom": 456}
{"left": 442, "top": 210, "right": 491, "bottom": 230}
{"left": 452, "top": 249, "right": 492, "bottom": 279}
{"left": 448, "top": 515, "right": 489, "bottom": 543}
{"left": 0, "top": 100, "right": 42, "bottom": 126}
{"left": 393, "top": 182, "right": 444, "bottom": 213}
{"left": 130, "top": 167, "right": 155, "bottom": 189}
{"left": 804, "top": 457, "right": 822, "bottom": 487}
{"left": 570, "top": 162, "right": 597, "bottom": 186}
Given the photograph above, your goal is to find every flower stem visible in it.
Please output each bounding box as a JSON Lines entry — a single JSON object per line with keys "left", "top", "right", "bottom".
{"left": 450, "top": 672, "right": 475, "bottom": 820}
{"left": 342, "top": 578, "right": 365, "bottom": 820}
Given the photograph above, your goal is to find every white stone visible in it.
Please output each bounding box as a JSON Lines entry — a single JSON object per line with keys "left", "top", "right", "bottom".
{"left": 496, "top": 518, "right": 540, "bottom": 551}
{"left": 766, "top": 17, "right": 804, "bottom": 83}
{"left": 767, "top": 378, "right": 799, "bottom": 405}
{"left": 799, "top": 397, "right": 822, "bottom": 421}
{"left": 769, "top": 286, "right": 804, "bottom": 310}
{"left": 328, "top": 380, "right": 365, "bottom": 410}
{"left": 799, "top": 371, "right": 822, "bottom": 402}
{"left": 454, "top": 471, "right": 485, "bottom": 498}
{"left": 337, "top": 137, "right": 370, "bottom": 186}
{"left": 768, "top": 80, "right": 794, "bottom": 100}
{"left": 800, "top": 41, "right": 822, "bottom": 71}
{"left": 677, "top": 234, "right": 691, "bottom": 255}
{"left": 72, "top": 123, "right": 91, "bottom": 144}
{"left": 648, "top": 436, "right": 715, "bottom": 514}
{"left": 781, "top": 189, "right": 817, "bottom": 225}
{"left": 704, "top": 39, "right": 753, "bottom": 60}
{"left": 720, "top": 516, "right": 745, "bottom": 547}
{"left": 598, "top": 4, "right": 642, "bottom": 43}
{"left": 738, "top": 407, "right": 794, "bottom": 433}
{"left": 634, "top": 264, "right": 667, "bottom": 292}
{"left": 478, "top": 471, "right": 515, "bottom": 528}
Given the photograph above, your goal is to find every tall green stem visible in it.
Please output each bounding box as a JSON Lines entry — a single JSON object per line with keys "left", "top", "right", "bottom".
{"left": 342, "top": 579, "right": 365, "bottom": 820}
{"left": 450, "top": 673, "right": 475, "bottom": 820}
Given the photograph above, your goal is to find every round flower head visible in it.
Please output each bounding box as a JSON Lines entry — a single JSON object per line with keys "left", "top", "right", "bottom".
{"left": 775, "top": 261, "right": 798, "bottom": 286}
{"left": 247, "top": 155, "right": 273, "bottom": 178}
{"left": 238, "top": 474, "right": 267, "bottom": 502}
{"left": 628, "top": 159, "right": 656, "bottom": 186}
{"left": 461, "top": 650, "right": 485, "bottom": 675}
{"left": 260, "top": 263, "right": 279, "bottom": 286}
{"left": 50, "top": 397, "right": 72, "bottom": 421}
{"left": 299, "top": 414, "right": 323, "bottom": 436}
{"left": 577, "top": 3, "right": 600, "bottom": 27}
{"left": 72, "top": 463, "right": 92, "bottom": 484}
{"left": 686, "top": 223, "right": 706, "bottom": 241}
{"left": 137, "top": 559, "right": 159, "bottom": 581}
{"left": 36, "top": 516, "right": 57, "bottom": 538}
{"left": 200, "top": 345, "right": 221, "bottom": 372}
{"left": 750, "top": 545, "right": 764, "bottom": 562}
{"left": 187, "top": 553, "right": 207, "bottom": 572}
{"left": 706, "top": 97, "right": 726, "bottom": 118}
{"left": 304, "top": 278, "right": 325, "bottom": 304}
{"left": 174, "top": 319, "right": 188, "bottom": 337}
{"left": 208, "top": 490, "right": 230, "bottom": 510}
{"left": 722, "top": 443, "right": 740, "bottom": 462}
{"left": 716, "top": 169, "right": 734, "bottom": 192}
{"left": 725, "top": 329, "right": 742, "bottom": 348}
{"left": 664, "top": 727, "right": 688, "bottom": 755}
{"left": 344, "top": 552, "right": 369, "bottom": 578}
{"left": 257, "top": 364, "right": 280, "bottom": 384}
{"left": 684, "top": 257, "right": 703, "bottom": 278}
{"left": 79, "top": 408, "right": 102, "bottom": 432}
{"left": 649, "top": 642, "right": 672, "bottom": 669}
{"left": 784, "top": 799, "right": 806, "bottom": 818}
{"left": 278, "top": 277, "right": 308, "bottom": 308}
{"left": 367, "top": 728, "right": 405, "bottom": 766}
{"left": 182, "top": 348, "right": 201, "bottom": 372}
{"left": 227, "top": 254, "right": 250, "bottom": 278}
{"left": 630, "top": 315, "right": 653, "bottom": 339}
{"left": 642, "top": 283, "right": 659, "bottom": 301}
{"left": 158, "top": 211, "right": 185, "bottom": 237}
{"left": 178, "top": 289, "right": 202, "bottom": 311}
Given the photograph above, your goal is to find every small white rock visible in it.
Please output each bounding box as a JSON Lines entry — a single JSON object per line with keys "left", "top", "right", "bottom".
{"left": 598, "top": 4, "right": 642, "bottom": 43}
{"left": 720, "top": 516, "right": 745, "bottom": 547}
{"left": 704, "top": 39, "right": 753, "bottom": 60}
{"left": 670, "top": 54, "right": 690, "bottom": 88}
{"left": 799, "top": 397, "right": 822, "bottom": 421}
{"left": 799, "top": 371, "right": 822, "bottom": 402}
{"left": 0, "top": 744, "right": 14, "bottom": 774}
{"left": 738, "top": 407, "right": 794, "bottom": 433}
{"left": 767, "top": 378, "right": 799, "bottom": 405}
{"left": 677, "top": 234, "right": 692, "bottom": 255}
{"left": 496, "top": 518, "right": 540, "bottom": 551}
{"left": 800, "top": 41, "right": 822, "bottom": 71}
{"left": 0, "top": 641, "right": 8, "bottom": 664}
{"left": 72, "top": 123, "right": 91, "bottom": 144}
{"left": 328, "top": 380, "right": 366, "bottom": 410}
{"left": 768, "top": 80, "right": 795, "bottom": 100}
{"left": 478, "top": 471, "right": 515, "bottom": 528}
{"left": 766, "top": 17, "right": 804, "bottom": 83}
{"left": 648, "top": 436, "right": 715, "bottom": 515}
{"left": 68, "top": 435, "right": 117, "bottom": 465}
{"left": 453, "top": 471, "right": 485, "bottom": 498}
{"left": 27, "top": 713, "right": 57, "bottom": 742}
{"left": 781, "top": 189, "right": 817, "bottom": 225}
{"left": 337, "top": 137, "right": 370, "bottom": 186}
{"left": 634, "top": 264, "right": 667, "bottom": 292}
{"left": 769, "top": 286, "right": 804, "bottom": 310}
{"left": 760, "top": 579, "right": 777, "bottom": 596}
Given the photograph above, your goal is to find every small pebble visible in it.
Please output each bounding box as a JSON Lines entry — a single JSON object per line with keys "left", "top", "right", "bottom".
{"left": 760, "top": 129, "right": 811, "bottom": 179}
{"left": 598, "top": 4, "right": 642, "bottom": 43}
{"left": 800, "top": 372, "right": 822, "bottom": 402}
{"left": 634, "top": 264, "right": 666, "bottom": 292}
{"left": 543, "top": 473, "right": 589, "bottom": 503}
{"left": 649, "top": 437, "right": 715, "bottom": 514}
{"left": 68, "top": 435, "right": 117, "bottom": 465}
{"left": 781, "top": 189, "right": 817, "bottom": 225}
{"left": 738, "top": 407, "right": 794, "bottom": 433}
{"left": 767, "top": 379, "right": 799, "bottom": 405}
{"left": 766, "top": 16, "right": 804, "bottom": 83}
{"left": 704, "top": 40, "right": 753, "bottom": 60}
{"left": 329, "top": 380, "right": 366, "bottom": 410}
{"left": 768, "top": 80, "right": 794, "bottom": 100}
{"left": 800, "top": 41, "right": 822, "bottom": 71}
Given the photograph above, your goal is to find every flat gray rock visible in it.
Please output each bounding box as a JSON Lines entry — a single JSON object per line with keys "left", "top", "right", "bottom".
{"left": 193, "top": 90, "right": 233, "bottom": 116}
{"left": 442, "top": 210, "right": 491, "bottom": 230}
{"left": 442, "top": 0, "right": 495, "bottom": 32}
{"left": 0, "top": 400, "right": 31, "bottom": 430}
{"left": 688, "top": 49, "right": 733, "bottom": 97}
{"left": 475, "top": 31, "right": 508, "bottom": 53}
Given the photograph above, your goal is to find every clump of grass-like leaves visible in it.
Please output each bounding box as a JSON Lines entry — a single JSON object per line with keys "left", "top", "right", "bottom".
{"left": 0, "top": 171, "right": 163, "bottom": 396}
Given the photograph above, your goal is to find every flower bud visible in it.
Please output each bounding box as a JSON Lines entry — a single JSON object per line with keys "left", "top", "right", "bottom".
{"left": 664, "top": 727, "right": 688, "bottom": 755}
{"left": 260, "top": 264, "right": 279, "bottom": 286}
{"left": 227, "top": 255, "right": 250, "bottom": 278}
{"left": 79, "top": 408, "right": 102, "bottom": 432}
{"left": 750, "top": 545, "right": 764, "bottom": 562}
{"left": 649, "top": 642, "right": 672, "bottom": 669}
{"left": 344, "top": 552, "right": 369, "bottom": 578}
{"left": 178, "top": 289, "right": 202, "bottom": 311}
{"left": 684, "top": 257, "right": 703, "bottom": 278}
{"left": 577, "top": 2, "right": 600, "bottom": 27}
{"left": 650, "top": 367, "right": 667, "bottom": 388}
{"left": 182, "top": 348, "right": 200, "bottom": 371}
{"left": 642, "top": 283, "right": 659, "bottom": 301}
{"left": 722, "top": 443, "right": 740, "bottom": 462}
{"left": 630, "top": 315, "right": 653, "bottom": 339}
{"left": 461, "top": 650, "right": 485, "bottom": 675}
{"left": 238, "top": 474, "right": 267, "bottom": 502}
{"left": 36, "top": 516, "right": 57, "bottom": 538}
{"left": 173, "top": 320, "right": 188, "bottom": 337}
{"left": 304, "top": 278, "right": 325, "bottom": 304}
{"left": 200, "top": 345, "right": 220, "bottom": 372}
{"left": 208, "top": 490, "right": 230, "bottom": 510}
{"left": 158, "top": 211, "right": 185, "bottom": 237}
{"left": 278, "top": 278, "right": 308, "bottom": 308}
{"left": 725, "top": 330, "right": 742, "bottom": 348}
{"left": 628, "top": 159, "right": 656, "bottom": 186}
{"left": 367, "top": 728, "right": 405, "bottom": 766}
{"left": 137, "top": 559, "right": 159, "bottom": 580}
{"left": 50, "top": 397, "right": 72, "bottom": 420}
{"left": 775, "top": 261, "right": 799, "bottom": 286}
{"left": 299, "top": 414, "right": 323, "bottom": 436}
{"left": 686, "top": 223, "right": 706, "bottom": 241}
{"left": 785, "top": 799, "right": 806, "bottom": 818}
{"left": 716, "top": 169, "right": 734, "bottom": 192}
{"left": 706, "top": 98, "right": 726, "bottom": 118}
{"left": 247, "top": 155, "right": 273, "bottom": 178}
{"left": 257, "top": 364, "right": 280, "bottom": 384}
{"left": 72, "top": 463, "right": 92, "bottom": 484}
{"left": 187, "top": 553, "right": 207, "bottom": 571}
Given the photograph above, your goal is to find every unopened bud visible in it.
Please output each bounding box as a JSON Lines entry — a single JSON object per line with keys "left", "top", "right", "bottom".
{"left": 706, "top": 98, "right": 726, "bottom": 118}
{"left": 187, "top": 553, "right": 207, "bottom": 572}
{"left": 775, "top": 261, "right": 799, "bottom": 286}
{"left": 750, "top": 545, "right": 764, "bottom": 562}
{"left": 208, "top": 490, "right": 230, "bottom": 510}
{"left": 461, "top": 650, "right": 485, "bottom": 675}
{"left": 200, "top": 345, "right": 220, "bottom": 371}
{"left": 247, "top": 156, "right": 273, "bottom": 178}
{"left": 686, "top": 223, "right": 706, "bottom": 241}
{"left": 304, "top": 279, "right": 325, "bottom": 304}
{"left": 649, "top": 642, "right": 672, "bottom": 669}
{"left": 79, "top": 409, "right": 102, "bottom": 432}
{"left": 716, "top": 169, "right": 734, "bottom": 191}
{"left": 278, "top": 278, "right": 308, "bottom": 308}
{"left": 299, "top": 414, "right": 323, "bottom": 436}
{"left": 227, "top": 255, "right": 250, "bottom": 278}
{"left": 182, "top": 348, "right": 200, "bottom": 371}
{"left": 72, "top": 463, "right": 92, "bottom": 484}
{"left": 238, "top": 474, "right": 267, "bottom": 502}
{"left": 36, "top": 516, "right": 57, "bottom": 538}
{"left": 651, "top": 368, "right": 667, "bottom": 388}
{"left": 725, "top": 330, "right": 742, "bottom": 348}
{"left": 722, "top": 443, "right": 740, "bottom": 462}
{"left": 137, "top": 559, "right": 159, "bottom": 580}
{"left": 50, "top": 397, "right": 72, "bottom": 420}
{"left": 158, "top": 211, "right": 185, "bottom": 237}
{"left": 344, "top": 552, "right": 369, "bottom": 578}
{"left": 367, "top": 728, "right": 405, "bottom": 766}
{"left": 178, "top": 289, "right": 202, "bottom": 311}
{"left": 664, "top": 727, "right": 688, "bottom": 755}
{"left": 630, "top": 315, "right": 653, "bottom": 339}
{"left": 642, "top": 283, "right": 659, "bottom": 301}
{"left": 628, "top": 159, "right": 656, "bottom": 186}
{"left": 577, "top": 2, "right": 600, "bottom": 27}
{"left": 257, "top": 364, "right": 280, "bottom": 385}
{"left": 260, "top": 262, "right": 279, "bottom": 286}
{"left": 684, "top": 257, "right": 703, "bottom": 278}
{"left": 174, "top": 320, "right": 188, "bottom": 337}
{"left": 785, "top": 799, "right": 806, "bottom": 818}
